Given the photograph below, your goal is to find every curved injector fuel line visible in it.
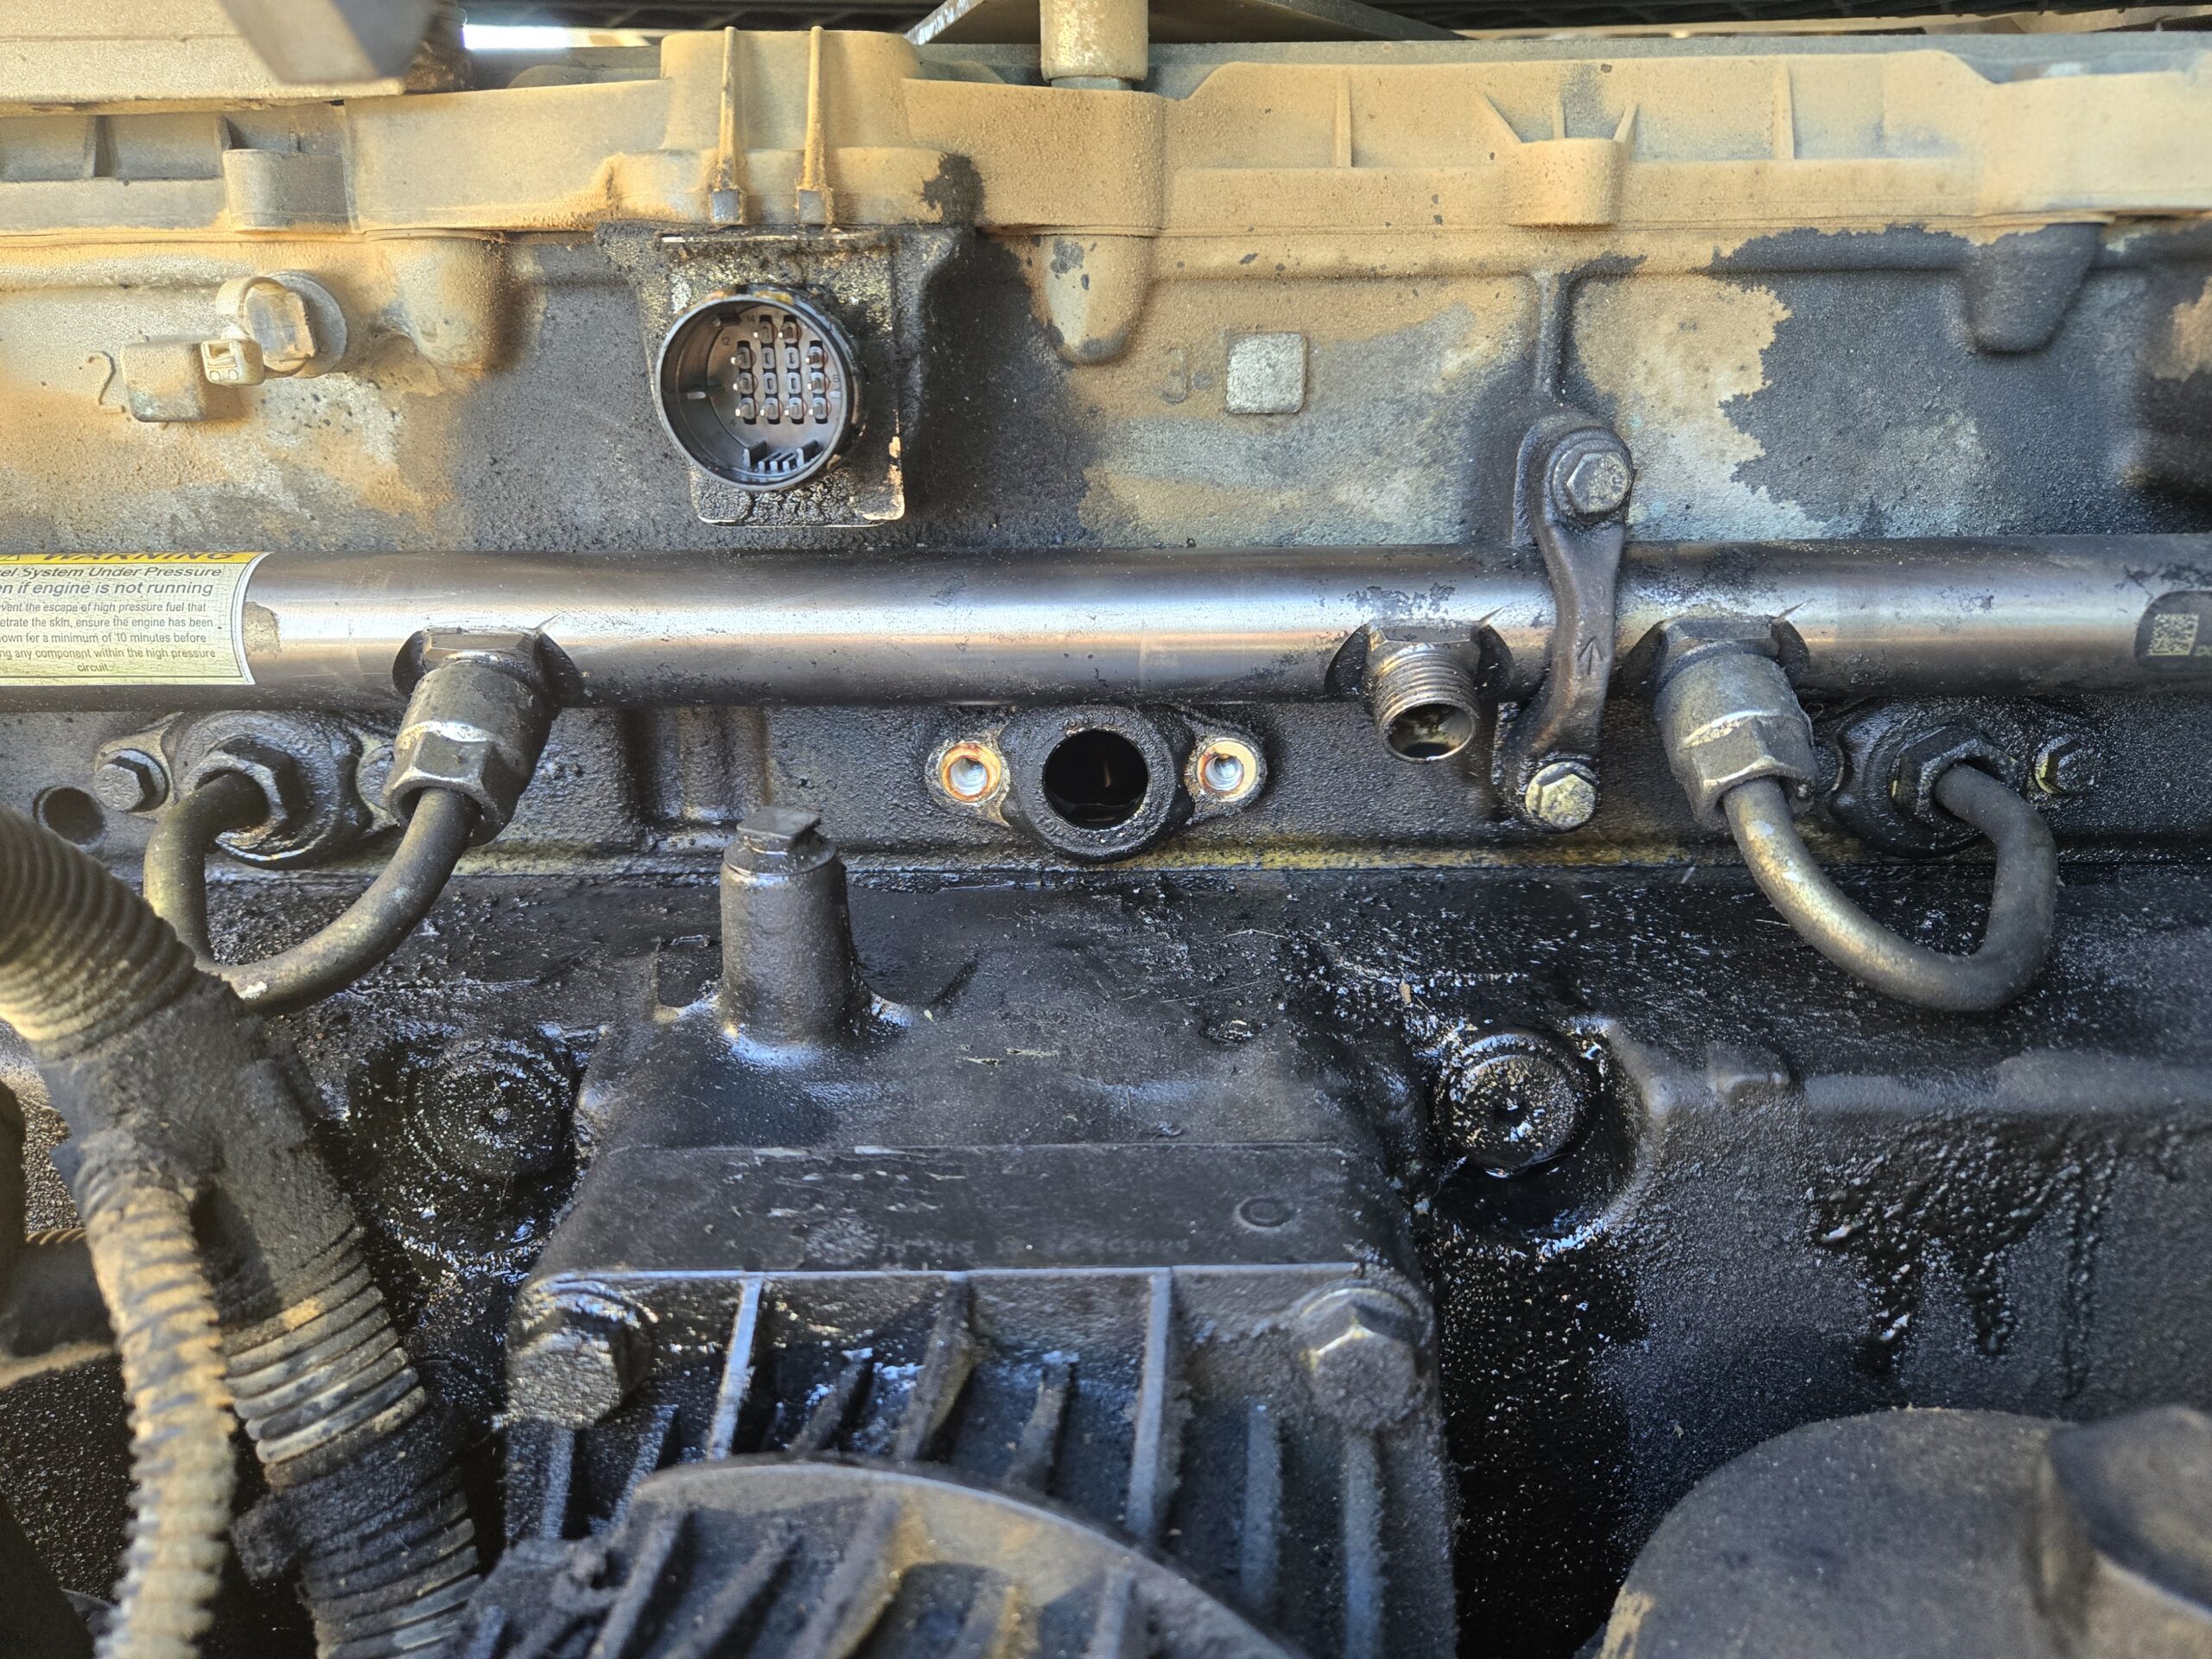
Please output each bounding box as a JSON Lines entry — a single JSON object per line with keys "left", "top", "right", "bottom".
{"left": 1656, "top": 645, "right": 2057, "bottom": 1012}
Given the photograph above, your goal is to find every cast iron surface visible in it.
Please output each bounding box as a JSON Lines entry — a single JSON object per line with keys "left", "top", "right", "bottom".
{"left": 1599, "top": 1404, "right": 2212, "bottom": 1656}
{"left": 475, "top": 1459, "right": 1303, "bottom": 1659}
{"left": 10, "top": 224, "right": 2209, "bottom": 557}
{"left": 8, "top": 845, "right": 2212, "bottom": 1654}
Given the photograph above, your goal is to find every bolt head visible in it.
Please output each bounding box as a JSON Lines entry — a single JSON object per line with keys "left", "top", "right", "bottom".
{"left": 1523, "top": 760, "right": 1599, "bottom": 830}
{"left": 1432, "top": 1029, "right": 1592, "bottom": 1173}
{"left": 92, "top": 750, "right": 168, "bottom": 814}
{"left": 507, "top": 1288, "right": 645, "bottom": 1428}
{"left": 2035, "top": 735, "right": 2101, "bottom": 798}
{"left": 1296, "top": 1286, "right": 1422, "bottom": 1429}
{"left": 508, "top": 1324, "right": 633, "bottom": 1428}
{"left": 1559, "top": 445, "right": 1632, "bottom": 518}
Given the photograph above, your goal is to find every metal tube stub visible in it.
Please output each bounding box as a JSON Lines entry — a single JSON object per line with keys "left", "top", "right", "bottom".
{"left": 1040, "top": 0, "right": 1147, "bottom": 86}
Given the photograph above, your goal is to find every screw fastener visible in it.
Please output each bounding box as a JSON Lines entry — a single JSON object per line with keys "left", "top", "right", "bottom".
{"left": 1556, "top": 443, "right": 1632, "bottom": 518}
{"left": 506, "top": 1292, "right": 646, "bottom": 1428}
{"left": 92, "top": 749, "right": 169, "bottom": 814}
{"left": 2034, "top": 735, "right": 2101, "bottom": 798}
{"left": 1295, "top": 1284, "right": 1423, "bottom": 1429}
{"left": 1523, "top": 759, "right": 1599, "bottom": 830}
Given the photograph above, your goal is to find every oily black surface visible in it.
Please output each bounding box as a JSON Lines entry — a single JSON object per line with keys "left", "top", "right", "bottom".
{"left": 10, "top": 850, "right": 2212, "bottom": 1655}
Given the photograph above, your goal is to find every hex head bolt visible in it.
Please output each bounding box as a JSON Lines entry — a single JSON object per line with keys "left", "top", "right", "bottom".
{"left": 92, "top": 748, "right": 168, "bottom": 814}
{"left": 507, "top": 1293, "right": 645, "bottom": 1429}
{"left": 1297, "top": 1284, "right": 1425, "bottom": 1431}
{"left": 2034, "top": 734, "right": 2101, "bottom": 798}
{"left": 1557, "top": 444, "right": 1632, "bottom": 519}
{"left": 1522, "top": 759, "right": 1599, "bottom": 830}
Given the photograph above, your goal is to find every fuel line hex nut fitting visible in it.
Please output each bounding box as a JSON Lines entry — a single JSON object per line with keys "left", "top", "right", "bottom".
{"left": 386, "top": 632, "right": 556, "bottom": 842}
{"left": 164, "top": 711, "right": 372, "bottom": 868}
{"left": 1655, "top": 647, "right": 1820, "bottom": 827}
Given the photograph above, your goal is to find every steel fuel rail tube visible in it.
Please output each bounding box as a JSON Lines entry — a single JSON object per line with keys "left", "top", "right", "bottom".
{"left": 3, "top": 536, "right": 2208, "bottom": 709}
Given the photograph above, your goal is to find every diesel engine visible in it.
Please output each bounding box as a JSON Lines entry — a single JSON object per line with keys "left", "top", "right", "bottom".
{"left": 4, "top": 3, "right": 2212, "bottom": 1656}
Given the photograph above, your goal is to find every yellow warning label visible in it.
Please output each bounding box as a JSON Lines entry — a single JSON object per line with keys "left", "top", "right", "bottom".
{"left": 0, "top": 552, "right": 264, "bottom": 685}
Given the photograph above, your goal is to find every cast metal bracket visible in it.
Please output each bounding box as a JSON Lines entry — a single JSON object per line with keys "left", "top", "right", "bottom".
{"left": 1497, "top": 415, "right": 1634, "bottom": 830}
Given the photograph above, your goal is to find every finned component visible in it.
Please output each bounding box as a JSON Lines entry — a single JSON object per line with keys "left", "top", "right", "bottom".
{"left": 656, "top": 289, "right": 860, "bottom": 491}
{"left": 474, "top": 1460, "right": 1300, "bottom": 1659}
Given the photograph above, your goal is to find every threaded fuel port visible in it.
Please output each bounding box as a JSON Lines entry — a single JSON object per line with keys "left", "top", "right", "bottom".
{"left": 655, "top": 289, "right": 860, "bottom": 489}
{"left": 1369, "top": 644, "right": 1480, "bottom": 763}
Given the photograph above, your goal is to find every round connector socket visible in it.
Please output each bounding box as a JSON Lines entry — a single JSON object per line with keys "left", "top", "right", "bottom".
{"left": 656, "top": 289, "right": 860, "bottom": 490}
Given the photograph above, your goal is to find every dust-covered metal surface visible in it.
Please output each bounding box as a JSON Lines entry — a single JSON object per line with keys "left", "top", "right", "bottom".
{"left": 0, "top": 10, "right": 2209, "bottom": 1659}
